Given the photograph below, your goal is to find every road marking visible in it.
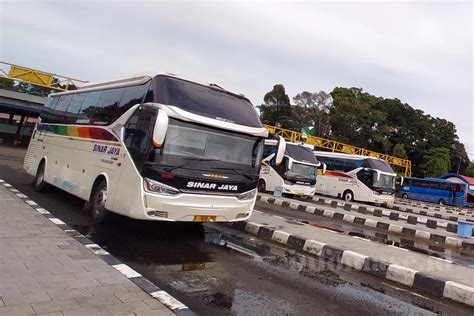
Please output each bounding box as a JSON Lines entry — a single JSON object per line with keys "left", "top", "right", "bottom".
{"left": 430, "top": 256, "right": 453, "bottom": 264}
{"left": 49, "top": 218, "right": 65, "bottom": 225}
{"left": 253, "top": 210, "right": 262, "bottom": 213}
{"left": 150, "top": 290, "right": 188, "bottom": 311}
{"left": 112, "top": 263, "right": 142, "bottom": 278}
{"left": 273, "top": 215, "right": 284, "bottom": 219}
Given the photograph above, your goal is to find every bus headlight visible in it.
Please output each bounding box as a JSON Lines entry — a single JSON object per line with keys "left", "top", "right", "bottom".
{"left": 237, "top": 188, "right": 257, "bottom": 201}
{"left": 144, "top": 178, "right": 180, "bottom": 196}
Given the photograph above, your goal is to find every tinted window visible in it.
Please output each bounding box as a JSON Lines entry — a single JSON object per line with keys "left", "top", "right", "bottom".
{"left": 91, "top": 89, "right": 124, "bottom": 124}
{"left": 285, "top": 144, "right": 317, "bottom": 164}
{"left": 366, "top": 158, "right": 395, "bottom": 173}
{"left": 67, "top": 93, "right": 86, "bottom": 114}
{"left": 154, "top": 76, "right": 262, "bottom": 127}
{"left": 115, "top": 83, "right": 149, "bottom": 117}
{"left": 263, "top": 144, "right": 276, "bottom": 159}
{"left": 55, "top": 95, "right": 72, "bottom": 112}
{"left": 124, "top": 108, "right": 156, "bottom": 168}
{"left": 40, "top": 96, "right": 60, "bottom": 123}
{"left": 79, "top": 91, "right": 102, "bottom": 122}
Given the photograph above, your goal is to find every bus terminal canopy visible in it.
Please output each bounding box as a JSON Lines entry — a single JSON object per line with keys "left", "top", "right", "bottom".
{"left": 0, "top": 102, "right": 43, "bottom": 117}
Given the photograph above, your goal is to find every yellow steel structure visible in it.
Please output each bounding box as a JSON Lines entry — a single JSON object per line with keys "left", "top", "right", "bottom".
{"left": 264, "top": 124, "right": 412, "bottom": 177}
{"left": 0, "top": 61, "right": 88, "bottom": 91}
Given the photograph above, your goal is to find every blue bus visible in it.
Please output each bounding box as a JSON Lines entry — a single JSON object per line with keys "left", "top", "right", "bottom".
{"left": 399, "top": 177, "right": 468, "bottom": 207}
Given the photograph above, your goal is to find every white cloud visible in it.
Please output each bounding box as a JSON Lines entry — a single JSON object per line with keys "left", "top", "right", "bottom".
{"left": 1, "top": 0, "right": 472, "bottom": 158}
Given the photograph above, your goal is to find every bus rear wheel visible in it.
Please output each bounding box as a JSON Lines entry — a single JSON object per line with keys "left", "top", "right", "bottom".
{"left": 402, "top": 193, "right": 408, "bottom": 199}
{"left": 90, "top": 180, "right": 110, "bottom": 223}
{"left": 34, "top": 161, "right": 49, "bottom": 192}
{"left": 343, "top": 190, "right": 354, "bottom": 202}
{"left": 438, "top": 199, "right": 446, "bottom": 206}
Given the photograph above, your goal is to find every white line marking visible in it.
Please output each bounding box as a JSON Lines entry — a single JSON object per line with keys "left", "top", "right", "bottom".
{"left": 430, "top": 256, "right": 453, "bottom": 264}
{"left": 112, "top": 263, "right": 142, "bottom": 278}
{"left": 322, "top": 228, "right": 339, "bottom": 234}
{"left": 253, "top": 210, "right": 262, "bottom": 213}
{"left": 25, "top": 200, "right": 38, "bottom": 206}
{"left": 3, "top": 183, "right": 11, "bottom": 187}
{"left": 36, "top": 208, "right": 50, "bottom": 214}
{"left": 273, "top": 215, "right": 284, "bottom": 219}
{"left": 389, "top": 245, "right": 409, "bottom": 252}
{"left": 49, "top": 218, "right": 66, "bottom": 225}
{"left": 150, "top": 290, "right": 188, "bottom": 311}
{"left": 16, "top": 193, "right": 26, "bottom": 198}
{"left": 353, "top": 236, "right": 370, "bottom": 242}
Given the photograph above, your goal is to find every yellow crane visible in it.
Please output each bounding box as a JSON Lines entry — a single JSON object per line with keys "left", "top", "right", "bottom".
{"left": 264, "top": 124, "right": 412, "bottom": 177}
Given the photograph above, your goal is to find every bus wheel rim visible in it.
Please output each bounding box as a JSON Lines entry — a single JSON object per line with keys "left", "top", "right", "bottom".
{"left": 93, "top": 189, "right": 107, "bottom": 215}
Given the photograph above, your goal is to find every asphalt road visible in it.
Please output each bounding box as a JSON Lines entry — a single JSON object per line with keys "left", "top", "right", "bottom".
{"left": 0, "top": 145, "right": 471, "bottom": 315}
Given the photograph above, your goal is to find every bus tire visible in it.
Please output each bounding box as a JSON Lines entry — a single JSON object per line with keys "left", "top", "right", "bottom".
{"left": 342, "top": 190, "right": 354, "bottom": 202}
{"left": 90, "top": 180, "right": 110, "bottom": 223}
{"left": 438, "top": 199, "right": 446, "bottom": 206}
{"left": 34, "top": 161, "right": 49, "bottom": 192}
{"left": 258, "top": 179, "right": 266, "bottom": 193}
{"left": 402, "top": 193, "right": 408, "bottom": 199}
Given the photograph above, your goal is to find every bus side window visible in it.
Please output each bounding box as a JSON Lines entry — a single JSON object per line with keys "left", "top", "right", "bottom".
{"left": 123, "top": 109, "right": 157, "bottom": 169}
{"left": 41, "top": 97, "right": 60, "bottom": 123}
{"left": 114, "top": 83, "right": 150, "bottom": 120}
{"left": 50, "top": 95, "right": 72, "bottom": 123}
{"left": 92, "top": 88, "right": 125, "bottom": 125}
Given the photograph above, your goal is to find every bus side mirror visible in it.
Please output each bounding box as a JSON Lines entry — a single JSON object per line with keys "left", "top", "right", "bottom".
{"left": 152, "top": 110, "right": 169, "bottom": 147}
{"left": 275, "top": 136, "right": 286, "bottom": 166}
{"left": 322, "top": 163, "right": 327, "bottom": 175}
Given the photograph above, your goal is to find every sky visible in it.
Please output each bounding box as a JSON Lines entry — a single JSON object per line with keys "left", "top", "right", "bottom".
{"left": 1, "top": 0, "right": 473, "bottom": 158}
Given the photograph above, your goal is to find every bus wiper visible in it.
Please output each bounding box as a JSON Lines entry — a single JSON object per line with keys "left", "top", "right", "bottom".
{"left": 212, "top": 167, "right": 256, "bottom": 181}
{"left": 166, "top": 157, "right": 220, "bottom": 173}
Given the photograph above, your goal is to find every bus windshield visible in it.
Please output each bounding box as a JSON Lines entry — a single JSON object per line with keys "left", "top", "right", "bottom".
{"left": 287, "top": 162, "right": 316, "bottom": 181}
{"left": 161, "top": 119, "right": 263, "bottom": 167}
{"left": 154, "top": 76, "right": 262, "bottom": 127}
{"left": 373, "top": 173, "right": 395, "bottom": 190}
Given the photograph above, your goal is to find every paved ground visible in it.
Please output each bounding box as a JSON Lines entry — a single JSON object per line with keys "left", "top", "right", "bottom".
{"left": 0, "top": 185, "right": 173, "bottom": 316}
{"left": 2, "top": 145, "right": 474, "bottom": 315}
{"left": 245, "top": 210, "right": 474, "bottom": 289}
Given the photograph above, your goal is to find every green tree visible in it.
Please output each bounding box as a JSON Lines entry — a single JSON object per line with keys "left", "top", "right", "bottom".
{"left": 329, "top": 87, "right": 386, "bottom": 150}
{"left": 423, "top": 148, "right": 451, "bottom": 178}
{"left": 258, "top": 84, "right": 292, "bottom": 128}
{"left": 465, "top": 162, "right": 474, "bottom": 177}
{"left": 392, "top": 143, "right": 408, "bottom": 159}
{"left": 293, "top": 91, "right": 331, "bottom": 137}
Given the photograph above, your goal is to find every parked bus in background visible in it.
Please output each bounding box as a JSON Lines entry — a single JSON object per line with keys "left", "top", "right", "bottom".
{"left": 313, "top": 151, "right": 397, "bottom": 204}
{"left": 399, "top": 178, "right": 468, "bottom": 207}
{"left": 24, "top": 74, "right": 282, "bottom": 223}
{"left": 258, "top": 139, "right": 321, "bottom": 197}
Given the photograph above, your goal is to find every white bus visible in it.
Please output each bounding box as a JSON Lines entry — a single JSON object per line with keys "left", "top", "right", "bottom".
{"left": 258, "top": 139, "right": 321, "bottom": 196}
{"left": 24, "top": 74, "right": 283, "bottom": 223}
{"left": 313, "top": 151, "right": 397, "bottom": 204}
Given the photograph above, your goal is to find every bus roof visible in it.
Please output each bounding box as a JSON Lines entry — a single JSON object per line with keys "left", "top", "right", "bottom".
{"left": 313, "top": 151, "right": 385, "bottom": 162}
{"left": 49, "top": 73, "right": 249, "bottom": 100}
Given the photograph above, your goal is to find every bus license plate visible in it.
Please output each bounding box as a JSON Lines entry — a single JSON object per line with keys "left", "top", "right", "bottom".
{"left": 297, "top": 193, "right": 305, "bottom": 197}
{"left": 193, "top": 215, "right": 216, "bottom": 222}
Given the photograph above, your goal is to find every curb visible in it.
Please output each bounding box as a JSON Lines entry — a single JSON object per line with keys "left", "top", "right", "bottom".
{"left": 0, "top": 179, "right": 195, "bottom": 316}
{"left": 256, "top": 194, "right": 474, "bottom": 251}
{"left": 395, "top": 198, "right": 473, "bottom": 215}
{"left": 230, "top": 220, "right": 474, "bottom": 308}
{"left": 309, "top": 194, "right": 474, "bottom": 224}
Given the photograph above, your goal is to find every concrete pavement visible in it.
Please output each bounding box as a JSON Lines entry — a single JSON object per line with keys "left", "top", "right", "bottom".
{"left": 0, "top": 181, "right": 187, "bottom": 316}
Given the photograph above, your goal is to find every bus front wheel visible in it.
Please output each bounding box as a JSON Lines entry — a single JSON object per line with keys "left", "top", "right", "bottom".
{"left": 402, "top": 193, "right": 408, "bottom": 199}
{"left": 34, "top": 161, "right": 49, "bottom": 192}
{"left": 90, "top": 180, "right": 110, "bottom": 223}
{"left": 343, "top": 190, "right": 354, "bottom": 202}
{"left": 438, "top": 199, "right": 446, "bottom": 206}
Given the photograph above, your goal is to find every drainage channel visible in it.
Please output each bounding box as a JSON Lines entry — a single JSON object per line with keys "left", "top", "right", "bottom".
{"left": 71, "top": 217, "right": 457, "bottom": 316}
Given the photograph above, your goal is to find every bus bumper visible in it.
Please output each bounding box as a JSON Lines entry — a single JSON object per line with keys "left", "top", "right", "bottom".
{"left": 371, "top": 194, "right": 395, "bottom": 204}
{"left": 139, "top": 192, "right": 256, "bottom": 222}
{"left": 282, "top": 184, "right": 316, "bottom": 196}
